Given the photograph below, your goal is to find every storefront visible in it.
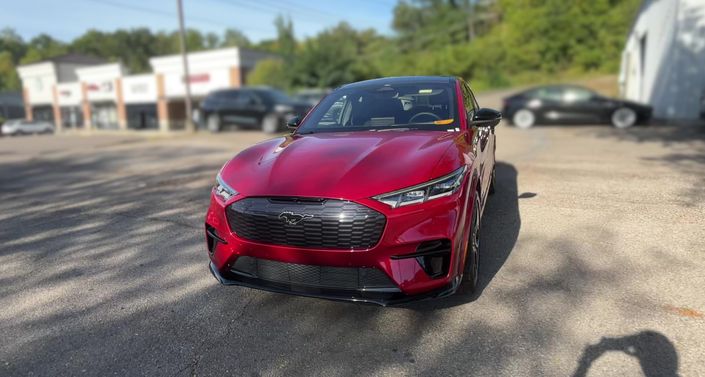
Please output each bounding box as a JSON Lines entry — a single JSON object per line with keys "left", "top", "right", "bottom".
{"left": 56, "top": 82, "right": 83, "bottom": 129}
{"left": 150, "top": 47, "right": 271, "bottom": 131}
{"left": 17, "top": 61, "right": 57, "bottom": 124}
{"left": 122, "top": 74, "right": 158, "bottom": 130}
{"left": 16, "top": 49, "right": 271, "bottom": 132}
{"left": 76, "top": 63, "right": 126, "bottom": 130}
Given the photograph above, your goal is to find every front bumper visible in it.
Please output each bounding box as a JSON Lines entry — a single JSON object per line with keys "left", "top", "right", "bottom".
{"left": 209, "top": 261, "right": 460, "bottom": 306}
{"left": 205, "top": 181, "right": 473, "bottom": 305}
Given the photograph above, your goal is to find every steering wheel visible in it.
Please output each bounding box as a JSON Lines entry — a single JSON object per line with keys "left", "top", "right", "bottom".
{"left": 409, "top": 112, "right": 441, "bottom": 123}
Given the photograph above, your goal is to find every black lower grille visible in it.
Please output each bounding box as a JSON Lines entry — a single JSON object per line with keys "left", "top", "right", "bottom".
{"left": 230, "top": 256, "right": 398, "bottom": 291}
{"left": 226, "top": 197, "right": 386, "bottom": 249}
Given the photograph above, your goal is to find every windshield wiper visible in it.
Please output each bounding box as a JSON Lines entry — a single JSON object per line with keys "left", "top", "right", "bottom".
{"left": 372, "top": 127, "right": 411, "bottom": 132}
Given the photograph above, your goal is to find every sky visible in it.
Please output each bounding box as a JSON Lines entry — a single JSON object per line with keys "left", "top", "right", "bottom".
{"left": 0, "top": 0, "right": 397, "bottom": 43}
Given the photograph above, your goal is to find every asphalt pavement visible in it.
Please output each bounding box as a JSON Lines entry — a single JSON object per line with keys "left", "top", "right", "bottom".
{"left": 1, "top": 118, "right": 704, "bottom": 376}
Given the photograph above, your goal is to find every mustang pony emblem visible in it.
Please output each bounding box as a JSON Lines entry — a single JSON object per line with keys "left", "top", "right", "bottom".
{"left": 278, "top": 212, "right": 313, "bottom": 225}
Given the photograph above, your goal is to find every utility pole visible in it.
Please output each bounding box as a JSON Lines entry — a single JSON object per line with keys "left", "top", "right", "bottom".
{"left": 177, "top": 0, "right": 195, "bottom": 132}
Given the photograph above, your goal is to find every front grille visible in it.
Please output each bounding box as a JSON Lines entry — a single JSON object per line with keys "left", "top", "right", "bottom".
{"left": 230, "top": 256, "right": 398, "bottom": 290}
{"left": 226, "top": 197, "right": 386, "bottom": 249}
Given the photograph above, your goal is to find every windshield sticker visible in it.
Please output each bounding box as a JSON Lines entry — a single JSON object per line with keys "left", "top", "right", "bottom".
{"left": 433, "top": 118, "right": 454, "bottom": 125}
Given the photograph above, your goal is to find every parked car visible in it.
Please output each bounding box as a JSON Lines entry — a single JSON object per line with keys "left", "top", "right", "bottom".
{"left": 1, "top": 119, "right": 54, "bottom": 136}
{"left": 205, "top": 76, "right": 501, "bottom": 305}
{"left": 502, "top": 85, "right": 652, "bottom": 129}
{"left": 198, "top": 87, "right": 312, "bottom": 133}
{"left": 294, "top": 88, "right": 331, "bottom": 106}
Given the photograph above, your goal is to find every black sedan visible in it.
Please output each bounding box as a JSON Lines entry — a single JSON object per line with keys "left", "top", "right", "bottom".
{"left": 502, "top": 85, "right": 652, "bottom": 129}
{"left": 198, "top": 87, "right": 311, "bottom": 133}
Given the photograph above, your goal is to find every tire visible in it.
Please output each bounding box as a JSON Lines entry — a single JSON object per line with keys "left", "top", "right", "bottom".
{"left": 207, "top": 113, "right": 221, "bottom": 133}
{"left": 611, "top": 107, "right": 637, "bottom": 129}
{"left": 463, "top": 195, "right": 482, "bottom": 292}
{"left": 512, "top": 109, "right": 535, "bottom": 129}
{"left": 488, "top": 167, "right": 496, "bottom": 196}
{"left": 261, "top": 114, "right": 280, "bottom": 134}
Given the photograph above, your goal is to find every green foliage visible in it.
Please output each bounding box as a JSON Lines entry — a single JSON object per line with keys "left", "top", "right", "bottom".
{"left": 0, "top": 51, "right": 20, "bottom": 90}
{"left": 247, "top": 58, "right": 287, "bottom": 88}
{"left": 0, "top": 0, "right": 642, "bottom": 93}
{"left": 222, "top": 29, "right": 250, "bottom": 48}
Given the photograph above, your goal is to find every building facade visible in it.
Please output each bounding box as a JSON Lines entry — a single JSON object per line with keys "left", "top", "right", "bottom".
{"left": 17, "top": 54, "right": 106, "bottom": 129}
{"left": 619, "top": 0, "right": 705, "bottom": 121}
{"left": 17, "top": 48, "right": 270, "bottom": 131}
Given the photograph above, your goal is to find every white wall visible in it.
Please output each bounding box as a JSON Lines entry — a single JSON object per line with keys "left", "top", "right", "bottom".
{"left": 17, "top": 62, "right": 57, "bottom": 106}
{"left": 150, "top": 48, "right": 253, "bottom": 98}
{"left": 55, "top": 82, "right": 82, "bottom": 106}
{"left": 76, "top": 63, "right": 126, "bottom": 103}
{"left": 122, "top": 74, "right": 158, "bottom": 104}
{"left": 620, "top": 0, "right": 705, "bottom": 120}
{"left": 162, "top": 68, "right": 231, "bottom": 98}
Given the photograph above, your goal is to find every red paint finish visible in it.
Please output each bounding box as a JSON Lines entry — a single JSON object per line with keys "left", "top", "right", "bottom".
{"left": 205, "top": 76, "right": 497, "bottom": 301}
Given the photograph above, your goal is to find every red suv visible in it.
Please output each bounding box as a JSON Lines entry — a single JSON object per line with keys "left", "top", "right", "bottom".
{"left": 205, "top": 76, "right": 501, "bottom": 305}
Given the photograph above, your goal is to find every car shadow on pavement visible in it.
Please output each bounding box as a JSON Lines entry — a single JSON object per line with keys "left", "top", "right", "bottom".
{"left": 404, "top": 161, "right": 522, "bottom": 309}
{"left": 572, "top": 330, "right": 680, "bottom": 377}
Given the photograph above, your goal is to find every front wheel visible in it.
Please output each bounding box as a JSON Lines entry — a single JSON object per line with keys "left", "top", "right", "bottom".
{"left": 512, "top": 109, "right": 535, "bottom": 129}
{"left": 611, "top": 107, "right": 637, "bottom": 128}
{"left": 463, "top": 195, "right": 482, "bottom": 292}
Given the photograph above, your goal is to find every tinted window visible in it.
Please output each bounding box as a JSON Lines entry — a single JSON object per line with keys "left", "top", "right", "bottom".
{"left": 235, "top": 91, "right": 259, "bottom": 106}
{"left": 264, "top": 89, "right": 293, "bottom": 103}
{"left": 529, "top": 87, "right": 563, "bottom": 101}
{"left": 297, "top": 82, "right": 458, "bottom": 134}
{"left": 220, "top": 90, "right": 240, "bottom": 99}
{"left": 461, "top": 81, "right": 477, "bottom": 117}
{"left": 563, "top": 87, "right": 594, "bottom": 102}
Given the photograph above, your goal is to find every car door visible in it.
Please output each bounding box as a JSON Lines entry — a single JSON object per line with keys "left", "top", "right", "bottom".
{"left": 462, "top": 81, "right": 493, "bottom": 201}
{"left": 529, "top": 86, "right": 564, "bottom": 124}
{"left": 229, "top": 90, "right": 260, "bottom": 128}
{"left": 559, "top": 86, "right": 604, "bottom": 124}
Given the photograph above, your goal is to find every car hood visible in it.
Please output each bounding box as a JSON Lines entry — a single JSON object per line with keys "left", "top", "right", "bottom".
{"left": 220, "top": 131, "right": 467, "bottom": 200}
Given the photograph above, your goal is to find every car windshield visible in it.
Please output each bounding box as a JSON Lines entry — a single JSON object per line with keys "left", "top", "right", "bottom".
{"left": 296, "top": 82, "right": 458, "bottom": 134}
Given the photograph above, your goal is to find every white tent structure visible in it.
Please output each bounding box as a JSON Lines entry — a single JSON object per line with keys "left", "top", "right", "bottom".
{"left": 619, "top": 0, "right": 705, "bottom": 121}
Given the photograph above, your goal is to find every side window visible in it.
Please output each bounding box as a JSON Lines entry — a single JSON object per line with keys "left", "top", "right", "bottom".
{"left": 461, "top": 81, "right": 477, "bottom": 119}
{"left": 235, "top": 92, "right": 255, "bottom": 106}
{"left": 214, "top": 90, "right": 239, "bottom": 106}
{"left": 319, "top": 95, "right": 349, "bottom": 127}
{"left": 533, "top": 87, "right": 563, "bottom": 102}
{"left": 563, "top": 87, "right": 594, "bottom": 103}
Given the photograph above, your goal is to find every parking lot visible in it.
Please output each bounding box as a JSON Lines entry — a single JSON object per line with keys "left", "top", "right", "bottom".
{"left": 1, "top": 115, "right": 704, "bottom": 375}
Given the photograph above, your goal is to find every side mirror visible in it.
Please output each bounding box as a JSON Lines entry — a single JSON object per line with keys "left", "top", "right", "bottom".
{"left": 470, "top": 108, "right": 502, "bottom": 127}
{"left": 286, "top": 116, "right": 301, "bottom": 130}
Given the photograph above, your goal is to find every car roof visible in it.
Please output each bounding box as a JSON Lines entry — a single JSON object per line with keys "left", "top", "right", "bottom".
{"left": 339, "top": 76, "right": 456, "bottom": 90}
{"left": 524, "top": 84, "right": 594, "bottom": 92}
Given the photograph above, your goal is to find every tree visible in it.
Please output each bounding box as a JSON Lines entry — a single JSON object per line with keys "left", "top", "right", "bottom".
{"left": 0, "top": 28, "right": 26, "bottom": 62}
{"left": 274, "top": 15, "right": 296, "bottom": 61}
{"left": 247, "top": 58, "right": 287, "bottom": 88}
{"left": 222, "top": 28, "right": 250, "bottom": 48}
{"left": 0, "top": 51, "right": 20, "bottom": 90}
{"left": 20, "top": 34, "right": 66, "bottom": 64}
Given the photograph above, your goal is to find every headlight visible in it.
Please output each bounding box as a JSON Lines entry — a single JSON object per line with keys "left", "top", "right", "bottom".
{"left": 373, "top": 166, "right": 467, "bottom": 208}
{"left": 214, "top": 173, "right": 238, "bottom": 201}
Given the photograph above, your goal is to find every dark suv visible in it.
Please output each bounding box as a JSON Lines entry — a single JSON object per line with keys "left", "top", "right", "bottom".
{"left": 198, "top": 87, "right": 312, "bottom": 133}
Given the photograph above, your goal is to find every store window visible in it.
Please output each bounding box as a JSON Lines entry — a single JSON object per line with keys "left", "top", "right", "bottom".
{"left": 91, "top": 102, "right": 119, "bottom": 129}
